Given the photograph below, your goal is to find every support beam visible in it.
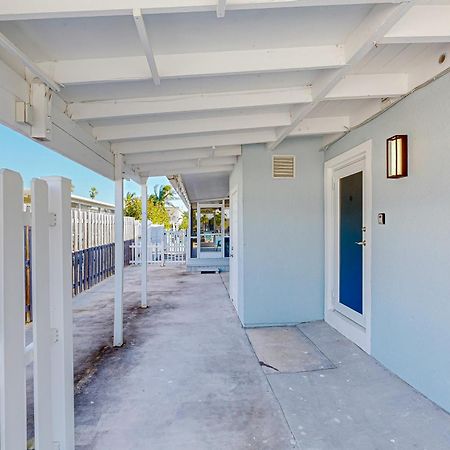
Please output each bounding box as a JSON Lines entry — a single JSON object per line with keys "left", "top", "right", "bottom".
{"left": 68, "top": 87, "right": 312, "bottom": 121}
{"left": 290, "top": 116, "right": 350, "bottom": 136}
{"left": 94, "top": 109, "right": 291, "bottom": 141}
{"left": 113, "top": 129, "right": 277, "bottom": 153}
{"left": 114, "top": 154, "right": 124, "bottom": 347}
{"left": 381, "top": 6, "right": 450, "bottom": 44}
{"left": 38, "top": 45, "right": 345, "bottom": 85}
{"left": 134, "top": 156, "right": 237, "bottom": 173}
{"left": 325, "top": 73, "right": 409, "bottom": 100}
{"left": 269, "top": 2, "right": 413, "bottom": 150}
{"left": 217, "top": 0, "right": 227, "bottom": 17}
{"left": 140, "top": 164, "right": 235, "bottom": 177}
{"left": 133, "top": 9, "right": 160, "bottom": 85}
{"left": 0, "top": 32, "right": 61, "bottom": 92}
{"left": 140, "top": 178, "right": 148, "bottom": 308}
{"left": 0, "top": 0, "right": 404, "bottom": 20}
{"left": 125, "top": 145, "right": 241, "bottom": 165}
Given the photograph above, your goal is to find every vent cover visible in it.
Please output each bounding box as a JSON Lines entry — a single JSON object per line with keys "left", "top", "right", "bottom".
{"left": 272, "top": 155, "right": 295, "bottom": 179}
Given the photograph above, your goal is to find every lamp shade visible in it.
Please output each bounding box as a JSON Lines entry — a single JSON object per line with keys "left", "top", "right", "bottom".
{"left": 386, "top": 135, "right": 408, "bottom": 178}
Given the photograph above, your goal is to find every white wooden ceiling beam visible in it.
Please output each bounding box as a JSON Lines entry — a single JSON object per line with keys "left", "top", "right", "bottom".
{"left": 68, "top": 73, "right": 409, "bottom": 122}
{"left": 68, "top": 86, "right": 311, "bottom": 121}
{"left": 125, "top": 145, "right": 241, "bottom": 165}
{"left": 94, "top": 110, "right": 291, "bottom": 141}
{"left": 0, "top": 0, "right": 404, "bottom": 20}
{"left": 325, "top": 73, "right": 409, "bottom": 100}
{"left": 134, "top": 156, "right": 237, "bottom": 172}
{"left": 217, "top": 0, "right": 227, "bottom": 17}
{"left": 140, "top": 164, "right": 235, "bottom": 177}
{"left": 113, "top": 129, "right": 276, "bottom": 153}
{"left": 269, "top": 2, "right": 413, "bottom": 150}
{"left": 290, "top": 116, "right": 350, "bottom": 136}
{"left": 381, "top": 5, "right": 450, "bottom": 44}
{"left": 0, "top": 32, "right": 61, "bottom": 92}
{"left": 132, "top": 9, "right": 160, "bottom": 85}
{"left": 38, "top": 46, "right": 345, "bottom": 85}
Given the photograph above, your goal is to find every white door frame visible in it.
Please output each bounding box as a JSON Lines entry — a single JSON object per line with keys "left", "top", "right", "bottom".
{"left": 324, "top": 140, "right": 372, "bottom": 354}
{"left": 229, "top": 187, "right": 239, "bottom": 311}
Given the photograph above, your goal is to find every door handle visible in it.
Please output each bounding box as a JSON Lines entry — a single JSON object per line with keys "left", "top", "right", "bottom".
{"left": 355, "top": 240, "right": 366, "bottom": 246}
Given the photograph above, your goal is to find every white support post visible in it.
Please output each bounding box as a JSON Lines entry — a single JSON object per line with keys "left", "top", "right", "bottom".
{"left": 140, "top": 178, "right": 148, "bottom": 308}
{"left": 196, "top": 203, "right": 201, "bottom": 258}
{"left": 44, "top": 176, "right": 75, "bottom": 450}
{"left": 0, "top": 169, "right": 27, "bottom": 450}
{"left": 221, "top": 199, "right": 225, "bottom": 258}
{"left": 114, "top": 153, "right": 124, "bottom": 346}
{"left": 31, "top": 178, "right": 53, "bottom": 450}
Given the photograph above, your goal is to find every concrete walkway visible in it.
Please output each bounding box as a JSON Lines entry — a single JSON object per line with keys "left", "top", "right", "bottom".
{"left": 71, "top": 266, "right": 450, "bottom": 450}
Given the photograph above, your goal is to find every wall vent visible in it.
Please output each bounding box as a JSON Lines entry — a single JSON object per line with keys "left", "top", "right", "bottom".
{"left": 272, "top": 155, "right": 295, "bottom": 179}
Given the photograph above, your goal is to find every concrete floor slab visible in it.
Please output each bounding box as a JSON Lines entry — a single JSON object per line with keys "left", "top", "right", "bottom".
{"left": 29, "top": 265, "right": 450, "bottom": 450}
{"left": 246, "top": 327, "right": 334, "bottom": 374}
{"left": 266, "top": 322, "right": 450, "bottom": 450}
{"left": 73, "top": 266, "right": 296, "bottom": 450}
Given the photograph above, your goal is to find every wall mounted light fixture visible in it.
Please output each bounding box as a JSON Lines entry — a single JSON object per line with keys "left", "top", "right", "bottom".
{"left": 386, "top": 135, "right": 408, "bottom": 178}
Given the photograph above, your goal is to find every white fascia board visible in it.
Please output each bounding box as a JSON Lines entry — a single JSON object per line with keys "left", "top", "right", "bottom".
{"left": 113, "top": 129, "right": 276, "bottom": 153}
{"left": 326, "top": 73, "right": 409, "bottom": 100}
{"left": 290, "top": 116, "right": 350, "bottom": 136}
{"left": 382, "top": 5, "right": 450, "bottom": 44}
{"left": 125, "top": 145, "right": 241, "bottom": 164}
{"left": 268, "top": 2, "right": 413, "bottom": 150}
{"left": 38, "top": 46, "right": 345, "bottom": 85}
{"left": 140, "top": 164, "right": 235, "bottom": 178}
{"left": 0, "top": 0, "right": 403, "bottom": 20}
{"left": 94, "top": 110, "right": 291, "bottom": 141}
{"left": 68, "top": 86, "right": 312, "bottom": 121}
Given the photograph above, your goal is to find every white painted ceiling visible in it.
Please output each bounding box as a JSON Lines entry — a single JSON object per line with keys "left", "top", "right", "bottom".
{"left": 0, "top": 1, "right": 449, "bottom": 201}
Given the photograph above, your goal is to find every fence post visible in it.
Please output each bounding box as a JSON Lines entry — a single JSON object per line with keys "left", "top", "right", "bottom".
{"left": 141, "top": 178, "right": 148, "bottom": 308}
{"left": 0, "top": 169, "right": 27, "bottom": 450}
{"left": 31, "top": 178, "right": 54, "bottom": 450}
{"left": 44, "top": 176, "right": 75, "bottom": 450}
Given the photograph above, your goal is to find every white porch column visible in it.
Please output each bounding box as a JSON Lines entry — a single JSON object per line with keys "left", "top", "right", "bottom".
{"left": 140, "top": 177, "right": 148, "bottom": 308}
{"left": 114, "top": 154, "right": 124, "bottom": 347}
{"left": 44, "top": 176, "right": 75, "bottom": 450}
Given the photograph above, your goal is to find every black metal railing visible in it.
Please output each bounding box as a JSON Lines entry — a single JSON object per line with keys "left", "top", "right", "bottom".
{"left": 24, "top": 229, "right": 135, "bottom": 322}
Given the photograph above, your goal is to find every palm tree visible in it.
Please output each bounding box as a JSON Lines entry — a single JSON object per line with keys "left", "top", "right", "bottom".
{"left": 89, "top": 186, "right": 98, "bottom": 199}
{"left": 149, "top": 185, "right": 174, "bottom": 206}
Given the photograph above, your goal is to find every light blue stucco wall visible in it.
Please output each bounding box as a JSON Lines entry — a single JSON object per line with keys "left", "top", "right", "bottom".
{"left": 325, "top": 72, "right": 450, "bottom": 412}
{"left": 236, "top": 138, "right": 324, "bottom": 327}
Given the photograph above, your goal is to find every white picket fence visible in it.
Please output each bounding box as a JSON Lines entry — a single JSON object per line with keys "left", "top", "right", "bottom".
{"left": 71, "top": 209, "right": 138, "bottom": 251}
{"left": 0, "top": 170, "right": 74, "bottom": 450}
{"left": 131, "top": 228, "right": 186, "bottom": 265}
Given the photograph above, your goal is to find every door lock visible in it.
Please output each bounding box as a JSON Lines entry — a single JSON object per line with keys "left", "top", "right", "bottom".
{"left": 355, "top": 240, "right": 367, "bottom": 246}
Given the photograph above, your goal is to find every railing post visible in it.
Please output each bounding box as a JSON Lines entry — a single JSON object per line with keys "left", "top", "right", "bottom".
{"left": 0, "top": 169, "right": 27, "bottom": 450}
{"left": 44, "top": 176, "right": 75, "bottom": 450}
{"left": 114, "top": 154, "right": 124, "bottom": 347}
{"left": 141, "top": 177, "right": 148, "bottom": 308}
{"left": 31, "top": 178, "right": 54, "bottom": 450}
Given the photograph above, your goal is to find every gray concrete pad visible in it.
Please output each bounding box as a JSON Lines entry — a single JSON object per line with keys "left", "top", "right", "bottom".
{"left": 74, "top": 266, "right": 296, "bottom": 450}
{"left": 246, "top": 327, "right": 334, "bottom": 374}
{"left": 266, "top": 321, "right": 450, "bottom": 450}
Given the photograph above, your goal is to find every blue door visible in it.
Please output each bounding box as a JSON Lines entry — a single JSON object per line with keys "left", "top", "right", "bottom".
{"left": 339, "top": 171, "right": 363, "bottom": 314}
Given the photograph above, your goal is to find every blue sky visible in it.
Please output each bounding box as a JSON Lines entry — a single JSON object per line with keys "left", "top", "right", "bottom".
{"left": 0, "top": 124, "right": 185, "bottom": 208}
